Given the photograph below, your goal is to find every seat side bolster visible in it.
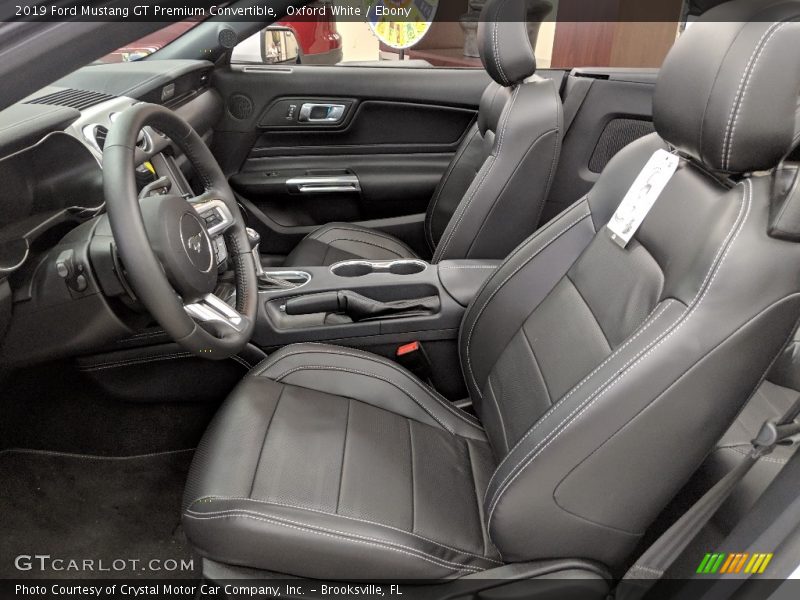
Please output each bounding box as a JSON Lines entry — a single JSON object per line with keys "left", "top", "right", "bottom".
{"left": 459, "top": 199, "right": 596, "bottom": 413}
{"left": 433, "top": 79, "right": 563, "bottom": 263}
{"left": 252, "top": 343, "right": 487, "bottom": 441}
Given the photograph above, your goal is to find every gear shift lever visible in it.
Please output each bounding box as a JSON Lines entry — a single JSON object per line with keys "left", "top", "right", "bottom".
{"left": 246, "top": 227, "right": 265, "bottom": 278}
{"left": 245, "top": 227, "right": 300, "bottom": 290}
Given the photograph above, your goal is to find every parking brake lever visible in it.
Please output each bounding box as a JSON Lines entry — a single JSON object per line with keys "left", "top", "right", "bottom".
{"left": 283, "top": 291, "right": 439, "bottom": 321}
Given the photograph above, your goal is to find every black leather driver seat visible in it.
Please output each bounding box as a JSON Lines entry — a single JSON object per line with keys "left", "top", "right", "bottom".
{"left": 283, "top": 0, "right": 562, "bottom": 267}
{"left": 184, "top": 0, "right": 800, "bottom": 581}
{"left": 183, "top": 345, "right": 500, "bottom": 578}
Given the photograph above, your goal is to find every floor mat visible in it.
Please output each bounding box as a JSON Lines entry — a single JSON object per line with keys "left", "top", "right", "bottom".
{"left": 0, "top": 449, "right": 199, "bottom": 579}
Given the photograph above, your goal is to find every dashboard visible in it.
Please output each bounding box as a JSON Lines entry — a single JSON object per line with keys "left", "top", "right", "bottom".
{"left": 0, "top": 59, "right": 224, "bottom": 365}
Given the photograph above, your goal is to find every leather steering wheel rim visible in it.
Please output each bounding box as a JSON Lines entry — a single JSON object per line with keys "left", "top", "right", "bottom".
{"left": 102, "top": 103, "right": 257, "bottom": 359}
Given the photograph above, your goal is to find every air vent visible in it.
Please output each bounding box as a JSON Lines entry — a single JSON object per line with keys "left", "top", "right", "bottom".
{"left": 84, "top": 124, "right": 148, "bottom": 152}
{"left": 27, "top": 88, "right": 116, "bottom": 111}
{"left": 94, "top": 125, "right": 109, "bottom": 150}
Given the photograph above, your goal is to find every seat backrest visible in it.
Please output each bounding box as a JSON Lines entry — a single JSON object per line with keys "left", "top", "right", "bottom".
{"left": 425, "top": 0, "right": 562, "bottom": 263}
{"left": 458, "top": 0, "right": 800, "bottom": 569}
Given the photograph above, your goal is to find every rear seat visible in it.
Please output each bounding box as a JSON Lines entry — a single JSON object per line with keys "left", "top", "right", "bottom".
{"left": 694, "top": 327, "right": 800, "bottom": 534}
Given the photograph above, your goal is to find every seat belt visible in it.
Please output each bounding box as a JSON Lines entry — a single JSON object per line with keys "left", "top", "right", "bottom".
{"left": 561, "top": 76, "right": 594, "bottom": 135}
{"left": 616, "top": 395, "right": 800, "bottom": 600}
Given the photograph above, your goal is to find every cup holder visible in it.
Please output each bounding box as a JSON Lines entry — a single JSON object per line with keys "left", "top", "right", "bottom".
{"left": 331, "top": 259, "right": 427, "bottom": 278}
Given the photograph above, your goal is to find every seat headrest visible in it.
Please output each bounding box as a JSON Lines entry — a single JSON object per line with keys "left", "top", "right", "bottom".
{"left": 654, "top": 0, "right": 800, "bottom": 174}
{"left": 477, "top": 0, "right": 552, "bottom": 87}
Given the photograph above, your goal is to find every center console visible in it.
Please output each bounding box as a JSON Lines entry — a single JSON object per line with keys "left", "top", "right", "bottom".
{"left": 251, "top": 258, "right": 500, "bottom": 350}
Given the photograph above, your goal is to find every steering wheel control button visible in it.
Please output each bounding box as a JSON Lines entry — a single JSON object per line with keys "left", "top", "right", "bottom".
{"left": 55, "top": 249, "right": 92, "bottom": 296}
{"left": 214, "top": 236, "right": 228, "bottom": 264}
{"left": 74, "top": 274, "right": 88, "bottom": 292}
{"left": 56, "top": 261, "right": 70, "bottom": 279}
{"left": 194, "top": 200, "right": 234, "bottom": 237}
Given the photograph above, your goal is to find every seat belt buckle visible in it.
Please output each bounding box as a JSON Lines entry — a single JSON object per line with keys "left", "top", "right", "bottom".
{"left": 396, "top": 341, "right": 432, "bottom": 382}
{"left": 752, "top": 419, "right": 800, "bottom": 454}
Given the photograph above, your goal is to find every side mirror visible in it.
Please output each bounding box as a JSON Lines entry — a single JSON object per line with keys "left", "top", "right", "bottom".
{"left": 231, "top": 27, "right": 302, "bottom": 65}
{"left": 262, "top": 27, "right": 302, "bottom": 64}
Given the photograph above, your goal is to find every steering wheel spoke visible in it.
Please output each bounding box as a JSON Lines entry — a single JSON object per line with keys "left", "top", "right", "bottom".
{"left": 184, "top": 293, "right": 245, "bottom": 332}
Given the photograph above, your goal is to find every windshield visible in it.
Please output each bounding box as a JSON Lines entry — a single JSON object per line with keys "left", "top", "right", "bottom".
{"left": 95, "top": 19, "right": 204, "bottom": 63}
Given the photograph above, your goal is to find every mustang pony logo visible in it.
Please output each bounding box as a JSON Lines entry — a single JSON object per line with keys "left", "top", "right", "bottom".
{"left": 186, "top": 233, "right": 204, "bottom": 254}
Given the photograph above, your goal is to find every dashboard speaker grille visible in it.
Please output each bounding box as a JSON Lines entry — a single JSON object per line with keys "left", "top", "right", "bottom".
{"left": 218, "top": 27, "right": 239, "bottom": 49}
{"left": 228, "top": 94, "right": 254, "bottom": 120}
{"left": 588, "top": 118, "right": 656, "bottom": 173}
{"left": 26, "top": 88, "right": 116, "bottom": 111}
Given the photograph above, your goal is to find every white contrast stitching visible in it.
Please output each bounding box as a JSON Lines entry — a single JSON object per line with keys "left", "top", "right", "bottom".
{"left": 723, "top": 22, "right": 789, "bottom": 170}
{"left": 425, "top": 125, "right": 481, "bottom": 251}
{"left": 486, "top": 182, "right": 748, "bottom": 503}
{"left": 486, "top": 181, "right": 751, "bottom": 533}
{"left": 255, "top": 345, "right": 483, "bottom": 429}
{"left": 188, "top": 496, "right": 502, "bottom": 563}
{"left": 230, "top": 355, "right": 254, "bottom": 370}
{"left": 184, "top": 511, "right": 482, "bottom": 573}
{"left": 274, "top": 364, "right": 456, "bottom": 434}
{"left": 434, "top": 85, "right": 520, "bottom": 262}
{"left": 439, "top": 265, "right": 500, "bottom": 270}
{"left": 313, "top": 224, "right": 416, "bottom": 254}
{"left": 627, "top": 564, "right": 664, "bottom": 578}
{"left": 721, "top": 23, "right": 780, "bottom": 169}
{"left": 718, "top": 446, "right": 790, "bottom": 465}
{"left": 492, "top": 1, "right": 510, "bottom": 86}
{"left": 464, "top": 209, "right": 592, "bottom": 400}
{"left": 484, "top": 300, "right": 676, "bottom": 494}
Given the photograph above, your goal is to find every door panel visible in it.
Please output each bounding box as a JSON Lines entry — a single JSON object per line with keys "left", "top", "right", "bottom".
{"left": 211, "top": 65, "right": 491, "bottom": 256}
{"left": 251, "top": 100, "right": 476, "bottom": 156}
{"left": 231, "top": 153, "right": 453, "bottom": 226}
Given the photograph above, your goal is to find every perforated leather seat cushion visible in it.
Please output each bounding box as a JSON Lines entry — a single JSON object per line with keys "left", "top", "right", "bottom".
{"left": 183, "top": 345, "right": 501, "bottom": 580}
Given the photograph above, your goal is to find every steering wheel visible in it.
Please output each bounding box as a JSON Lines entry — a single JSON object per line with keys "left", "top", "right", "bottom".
{"left": 102, "top": 103, "right": 257, "bottom": 360}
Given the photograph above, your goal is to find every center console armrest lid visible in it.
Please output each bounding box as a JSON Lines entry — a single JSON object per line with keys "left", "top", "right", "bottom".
{"left": 438, "top": 260, "right": 502, "bottom": 307}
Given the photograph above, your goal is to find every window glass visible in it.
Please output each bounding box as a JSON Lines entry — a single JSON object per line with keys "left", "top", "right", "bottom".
{"left": 230, "top": 1, "right": 687, "bottom": 69}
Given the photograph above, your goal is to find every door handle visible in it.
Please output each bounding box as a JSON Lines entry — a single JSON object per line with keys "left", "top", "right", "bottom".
{"left": 286, "top": 175, "right": 361, "bottom": 194}
{"left": 298, "top": 103, "right": 347, "bottom": 123}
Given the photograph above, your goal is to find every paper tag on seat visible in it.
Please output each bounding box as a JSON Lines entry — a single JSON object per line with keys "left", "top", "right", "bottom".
{"left": 607, "top": 149, "right": 680, "bottom": 248}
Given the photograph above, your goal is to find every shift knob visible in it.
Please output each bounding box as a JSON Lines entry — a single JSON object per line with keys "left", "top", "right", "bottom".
{"left": 245, "top": 227, "right": 264, "bottom": 277}
{"left": 246, "top": 227, "right": 261, "bottom": 250}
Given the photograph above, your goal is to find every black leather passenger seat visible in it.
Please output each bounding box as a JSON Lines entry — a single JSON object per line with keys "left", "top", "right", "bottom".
{"left": 284, "top": 0, "right": 562, "bottom": 267}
